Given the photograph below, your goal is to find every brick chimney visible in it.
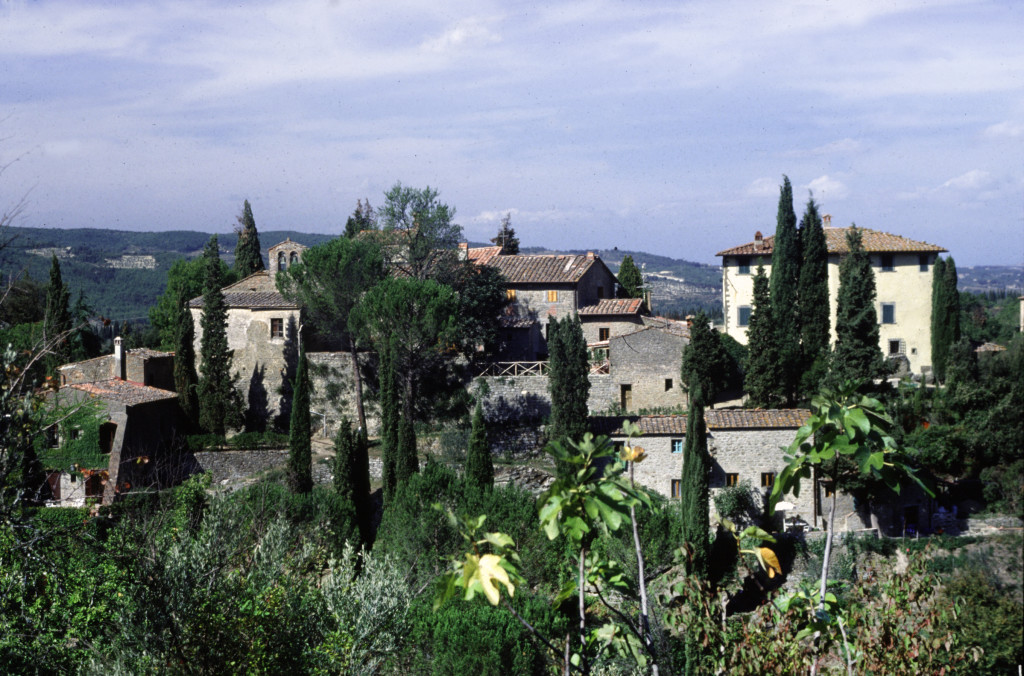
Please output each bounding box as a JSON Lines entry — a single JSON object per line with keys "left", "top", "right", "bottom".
{"left": 586, "top": 251, "right": 595, "bottom": 260}
{"left": 458, "top": 242, "right": 468, "bottom": 261}
{"left": 823, "top": 214, "right": 832, "bottom": 227}
{"left": 753, "top": 231, "right": 764, "bottom": 252}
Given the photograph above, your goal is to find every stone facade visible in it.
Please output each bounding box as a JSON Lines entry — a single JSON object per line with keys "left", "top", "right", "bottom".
{"left": 59, "top": 340, "right": 174, "bottom": 390}
{"left": 477, "top": 373, "right": 619, "bottom": 424}
{"left": 307, "top": 351, "right": 381, "bottom": 437}
{"left": 607, "top": 325, "right": 688, "bottom": 412}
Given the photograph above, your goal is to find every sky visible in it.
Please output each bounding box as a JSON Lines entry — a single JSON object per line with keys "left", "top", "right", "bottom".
{"left": 1, "top": 0, "right": 1022, "bottom": 266}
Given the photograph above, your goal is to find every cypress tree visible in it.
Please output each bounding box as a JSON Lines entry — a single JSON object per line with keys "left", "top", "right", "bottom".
{"left": 197, "top": 236, "right": 243, "bottom": 435}
{"left": 798, "top": 197, "right": 830, "bottom": 396}
{"left": 490, "top": 212, "right": 520, "bottom": 255}
{"left": 770, "top": 176, "right": 802, "bottom": 404}
{"left": 343, "top": 199, "right": 375, "bottom": 239}
{"left": 931, "top": 258, "right": 948, "bottom": 382}
{"left": 745, "top": 266, "right": 784, "bottom": 407}
{"left": 616, "top": 255, "right": 644, "bottom": 299}
{"left": 680, "top": 387, "right": 710, "bottom": 579}
{"left": 333, "top": 418, "right": 372, "bottom": 544}
{"left": 378, "top": 343, "right": 399, "bottom": 503}
{"left": 43, "top": 254, "right": 73, "bottom": 374}
{"left": 831, "top": 226, "right": 884, "bottom": 385}
{"left": 465, "top": 399, "right": 493, "bottom": 489}
{"left": 548, "top": 316, "right": 590, "bottom": 446}
{"left": 233, "top": 199, "right": 265, "bottom": 277}
{"left": 395, "top": 414, "right": 418, "bottom": 484}
{"left": 681, "top": 311, "right": 730, "bottom": 403}
{"left": 173, "top": 291, "right": 200, "bottom": 430}
{"left": 287, "top": 343, "right": 313, "bottom": 494}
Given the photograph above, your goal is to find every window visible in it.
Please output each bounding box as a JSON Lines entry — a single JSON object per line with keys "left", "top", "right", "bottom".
{"left": 889, "top": 339, "right": 902, "bottom": 355}
{"left": 270, "top": 318, "right": 284, "bottom": 339}
{"left": 671, "top": 479, "right": 682, "bottom": 499}
{"left": 824, "top": 484, "right": 835, "bottom": 498}
{"left": 881, "top": 303, "right": 895, "bottom": 324}
{"left": 665, "top": 378, "right": 673, "bottom": 392}
{"left": 880, "top": 254, "right": 894, "bottom": 272}
{"left": 919, "top": 254, "right": 929, "bottom": 272}
{"left": 69, "top": 429, "right": 81, "bottom": 441}
{"left": 506, "top": 288, "right": 517, "bottom": 301}
{"left": 547, "top": 290, "right": 558, "bottom": 302}
{"left": 598, "top": 327, "right": 610, "bottom": 341}
{"left": 277, "top": 251, "right": 287, "bottom": 271}
{"left": 737, "top": 257, "right": 750, "bottom": 275}
{"left": 761, "top": 472, "right": 776, "bottom": 488}
{"left": 725, "top": 473, "right": 739, "bottom": 487}
{"left": 290, "top": 251, "right": 299, "bottom": 266}
{"left": 671, "top": 439, "right": 684, "bottom": 454}
{"left": 738, "top": 306, "right": 752, "bottom": 327}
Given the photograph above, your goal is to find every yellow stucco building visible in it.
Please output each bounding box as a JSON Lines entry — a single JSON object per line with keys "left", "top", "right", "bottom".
{"left": 716, "top": 220, "right": 947, "bottom": 376}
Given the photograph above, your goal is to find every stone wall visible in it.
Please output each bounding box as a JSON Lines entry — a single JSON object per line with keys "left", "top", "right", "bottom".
{"left": 476, "top": 373, "right": 618, "bottom": 424}
{"left": 607, "top": 328, "right": 687, "bottom": 412}
{"left": 192, "top": 449, "right": 289, "bottom": 483}
{"left": 308, "top": 351, "right": 381, "bottom": 437}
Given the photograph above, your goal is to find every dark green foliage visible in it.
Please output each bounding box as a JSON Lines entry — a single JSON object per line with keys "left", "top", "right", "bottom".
{"left": 547, "top": 315, "right": 590, "bottom": 467}
{"left": 332, "top": 418, "right": 372, "bottom": 544}
{"left": 744, "top": 266, "right": 783, "bottom": 407}
{"left": 197, "top": 236, "right": 244, "bottom": 435}
{"left": 465, "top": 400, "right": 493, "bottom": 489}
{"left": 770, "top": 176, "right": 802, "bottom": 404}
{"left": 173, "top": 291, "right": 199, "bottom": 429}
{"left": 0, "top": 273, "right": 45, "bottom": 326}
{"left": 490, "top": 212, "right": 520, "bottom": 255}
{"left": 379, "top": 343, "right": 399, "bottom": 503}
{"left": 149, "top": 255, "right": 231, "bottom": 351}
{"left": 941, "top": 565, "right": 1023, "bottom": 674}
{"left": 448, "top": 261, "right": 510, "bottom": 360}
{"left": 616, "top": 254, "right": 644, "bottom": 299}
{"left": 798, "top": 197, "right": 830, "bottom": 396}
{"left": 931, "top": 256, "right": 962, "bottom": 382}
{"left": 831, "top": 226, "right": 884, "bottom": 384}
{"left": 67, "top": 291, "right": 101, "bottom": 362}
{"left": 43, "top": 254, "right": 73, "bottom": 374}
{"left": 681, "top": 310, "right": 731, "bottom": 401}
{"left": 396, "top": 413, "right": 419, "bottom": 485}
{"left": 343, "top": 198, "right": 376, "bottom": 238}
{"left": 233, "top": 199, "right": 265, "bottom": 277}
{"left": 680, "top": 389, "right": 710, "bottom": 579}
{"left": 379, "top": 182, "right": 463, "bottom": 280}
{"left": 287, "top": 343, "right": 313, "bottom": 494}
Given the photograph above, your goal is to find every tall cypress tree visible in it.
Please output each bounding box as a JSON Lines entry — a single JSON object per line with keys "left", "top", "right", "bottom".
{"left": 395, "top": 414, "right": 418, "bottom": 484}
{"left": 548, "top": 316, "right": 590, "bottom": 446}
{"left": 831, "top": 226, "right": 884, "bottom": 385}
{"left": 681, "top": 311, "right": 730, "bottom": 403}
{"left": 932, "top": 256, "right": 962, "bottom": 383}
{"left": 798, "top": 197, "right": 830, "bottom": 396}
{"left": 378, "top": 343, "right": 399, "bottom": 503}
{"left": 333, "top": 418, "right": 372, "bottom": 544}
{"left": 197, "top": 236, "right": 243, "bottom": 435}
{"left": 769, "top": 176, "right": 802, "bottom": 404}
{"left": 233, "top": 199, "right": 265, "bottom": 277}
{"left": 43, "top": 254, "right": 73, "bottom": 374}
{"left": 173, "top": 291, "right": 200, "bottom": 430}
{"left": 287, "top": 343, "right": 313, "bottom": 494}
{"left": 465, "top": 399, "right": 494, "bottom": 489}
{"left": 745, "top": 266, "right": 783, "bottom": 407}
{"left": 616, "top": 255, "right": 643, "bottom": 299}
{"left": 680, "top": 387, "right": 710, "bottom": 578}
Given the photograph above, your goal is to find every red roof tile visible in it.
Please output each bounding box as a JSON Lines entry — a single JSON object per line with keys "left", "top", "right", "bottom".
{"left": 485, "top": 254, "right": 597, "bottom": 284}
{"left": 188, "top": 271, "right": 299, "bottom": 310}
{"left": 717, "top": 227, "right": 946, "bottom": 257}
{"left": 578, "top": 298, "right": 643, "bottom": 316}
{"left": 468, "top": 246, "right": 503, "bottom": 266}
{"left": 69, "top": 379, "right": 178, "bottom": 406}
{"left": 590, "top": 409, "right": 810, "bottom": 436}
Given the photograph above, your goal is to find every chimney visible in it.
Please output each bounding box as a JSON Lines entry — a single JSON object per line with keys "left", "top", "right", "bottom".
{"left": 458, "top": 242, "right": 468, "bottom": 261}
{"left": 753, "top": 231, "right": 764, "bottom": 251}
{"left": 113, "top": 336, "right": 126, "bottom": 381}
{"left": 586, "top": 251, "right": 595, "bottom": 260}
{"left": 823, "top": 214, "right": 832, "bottom": 227}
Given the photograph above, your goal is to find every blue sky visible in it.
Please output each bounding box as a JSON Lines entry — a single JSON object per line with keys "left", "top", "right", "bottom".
{"left": 1, "top": 0, "right": 1022, "bottom": 265}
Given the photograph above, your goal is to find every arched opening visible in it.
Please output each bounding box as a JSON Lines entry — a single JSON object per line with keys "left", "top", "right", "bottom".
{"left": 290, "top": 251, "right": 299, "bottom": 266}
{"left": 277, "top": 251, "right": 287, "bottom": 271}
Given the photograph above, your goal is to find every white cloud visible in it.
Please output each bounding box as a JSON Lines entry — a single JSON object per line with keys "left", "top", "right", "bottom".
{"left": 471, "top": 208, "right": 519, "bottom": 223}
{"left": 983, "top": 121, "right": 1024, "bottom": 138}
{"left": 421, "top": 18, "right": 501, "bottom": 54}
{"left": 746, "top": 177, "right": 778, "bottom": 198}
{"left": 941, "top": 170, "right": 992, "bottom": 190}
{"left": 785, "top": 138, "right": 863, "bottom": 158}
{"left": 806, "top": 175, "right": 849, "bottom": 200}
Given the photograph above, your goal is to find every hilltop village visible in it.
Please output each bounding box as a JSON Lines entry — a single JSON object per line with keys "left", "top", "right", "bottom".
{"left": 4, "top": 183, "right": 1022, "bottom": 674}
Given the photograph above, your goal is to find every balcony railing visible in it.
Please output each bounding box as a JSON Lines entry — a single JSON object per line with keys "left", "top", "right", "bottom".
{"left": 476, "top": 359, "right": 610, "bottom": 377}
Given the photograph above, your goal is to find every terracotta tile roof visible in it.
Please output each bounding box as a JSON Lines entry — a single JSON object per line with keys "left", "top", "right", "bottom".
{"left": 468, "top": 246, "right": 503, "bottom": 266}
{"left": 590, "top": 409, "right": 810, "bottom": 436}
{"left": 640, "top": 316, "right": 691, "bottom": 339}
{"left": 188, "top": 271, "right": 299, "bottom": 310}
{"left": 69, "top": 379, "right": 178, "bottom": 406}
{"left": 716, "top": 227, "right": 946, "bottom": 257}
{"left": 974, "top": 341, "right": 1007, "bottom": 353}
{"left": 578, "top": 298, "right": 643, "bottom": 316}
{"left": 485, "top": 254, "right": 598, "bottom": 284}
{"left": 129, "top": 348, "right": 173, "bottom": 359}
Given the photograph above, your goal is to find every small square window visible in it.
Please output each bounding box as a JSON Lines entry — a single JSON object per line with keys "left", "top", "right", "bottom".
{"left": 671, "top": 479, "right": 682, "bottom": 499}
{"left": 881, "top": 303, "right": 895, "bottom": 324}
{"left": 824, "top": 484, "right": 835, "bottom": 498}
{"left": 737, "top": 257, "right": 750, "bottom": 275}
{"left": 547, "top": 290, "right": 558, "bottom": 303}
{"left": 599, "top": 327, "right": 610, "bottom": 342}
{"left": 889, "top": 340, "right": 901, "bottom": 355}
{"left": 506, "top": 289, "right": 517, "bottom": 301}
{"left": 725, "top": 473, "right": 739, "bottom": 487}
{"left": 671, "top": 439, "right": 684, "bottom": 454}
{"left": 69, "top": 429, "right": 81, "bottom": 441}
{"left": 738, "top": 306, "right": 751, "bottom": 327}
{"left": 919, "top": 254, "right": 929, "bottom": 272}
{"left": 761, "top": 472, "right": 776, "bottom": 488}
{"left": 270, "top": 318, "right": 284, "bottom": 339}
{"left": 880, "top": 254, "right": 894, "bottom": 272}
{"left": 665, "top": 378, "right": 673, "bottom": 392}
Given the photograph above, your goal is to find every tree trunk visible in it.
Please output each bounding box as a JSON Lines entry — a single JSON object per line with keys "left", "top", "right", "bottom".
{"left": 349, "top": 343, "right": 366, "bottom": 432}
{"left": 810, "top": 487, "right": 838, "bottom": 676}
{"left": 578, "top": 547, "right": 589, "bottom": 676}
{"left": 629, "top": 462, "right": 658, "bottom": 675}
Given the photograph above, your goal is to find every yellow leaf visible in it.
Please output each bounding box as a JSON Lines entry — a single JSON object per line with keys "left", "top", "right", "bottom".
{"left": 759, "top": 547, "right": 782, "bottom": 578}
{"left": 476, "top": 554, "right": 515, "bottom": 606}
{"left": 620, "top": 445, "right": 647, "bottom": 463}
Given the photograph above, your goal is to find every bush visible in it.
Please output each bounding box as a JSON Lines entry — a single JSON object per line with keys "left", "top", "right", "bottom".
{"left": 713, "top": 480, "right": 761, "bottom": 528}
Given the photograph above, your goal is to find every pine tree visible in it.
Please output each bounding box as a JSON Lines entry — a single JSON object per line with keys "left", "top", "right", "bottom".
{"left": 548, "top": 316, "right": 590, "bottom": 447}
{"left": 680, "top": 387, "right": 710, "bottom": 579}
{"left": 343, "top": 199, "right": 376, "bottom": 239}
{"left": 465, "top": 399, "right": 493, "bottom": 489}
{"left": 197, "top": 236, "right": 243, "bottom": 435}
{"left": 770, "top": 176, "right": 802, "bottom": 404}
{"left": 378, "top": 343, "right": 399, "bottom": 503}
{"left": 233, "top": 200, "right": 265, "bottom": 277}
{"left": 932, "top": 256, "right": 962, "bottom": 383}
{"left": 332, "top": 418, "right": 372, "bottom": 543}
{"left": 681, "top": 311, "right": 730, "bottom": 403}
{"left": 745, "top": 266, "right": 784, "bottom": 407}
{"left": 490, "top": 212, "right": 520, "bottom": 255}
{"left": 173, "top": 291, "right": 200, "bottom": 430}
{"left": 831, "top": 226, "right": 884, "bottom": 385}
{"left": 43, "top": 254, "right": 73, "bottom": 374}
{"left": 287, "top": 343, "right": 313, "bottom": 494}
{"left": 616, "top": 255, "right": 643, "bottom": 299}
{"left": 798, "top": 197, "right": 830, "bottom": 396}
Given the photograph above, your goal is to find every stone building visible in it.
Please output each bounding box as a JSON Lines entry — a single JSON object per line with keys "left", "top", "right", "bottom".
{"left": 606, "top": 317, "right": 689, "bottom": 412}
{"left": 717, "top": 222, "right": 947, "bottom": 375}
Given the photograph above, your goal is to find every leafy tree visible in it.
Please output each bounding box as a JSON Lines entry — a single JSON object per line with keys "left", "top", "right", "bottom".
{"left": 197, "top": 236, "right": 243, "bottom": 435}
{"left": 173, "top": 291, "right": 200, "bottom": 429}
{"left": 769, "top": 176, "right": 802, "bottom": 404}
{"left": 681, "top": 310, "right": 731, "bottom": 402}
{"left": 547, "top": 315, "right": 590, "bottom": 458}
{"left": 830, "top": 226, "right": 884, "bottom": 385}
{"left": 931, "top": 256, "right": 962, "bottom": 383}
{"left": 490, "top": 212, "right": 519, "bottom": 255}
{"left": 343, "top": 198, "right": 376, "bottom": 239}
{"left": 43, "top": 254, "right": 72, "bottom": 374}
{"left": 149, "top": 255, "right": 232, "bottom": 351}
{"left": 276, "top": 236, "right": 386, "bottom": 430}
{"left": 798, "top": 196, "right": 830, "bottom": 396}
{"left": 744, "top": 266, "right": 784, "bottom": 408}
{"left": 233, "top": 199, "right": 265, "bottom": 277}
{"left": 465, "top": 400, "right": 493, "bottom": 489}
{"left": 0, "top": 274, "right": 45, "bottom": 326}
{"left": 616, "top": 255, "right": 643, "bottom": 299}
{"left": 447, "top": 261, "right": 510, "bottom": 361}
{"left": 287, "top": 343, "right": 313, "bottom": 494}
{"left": 332, "top": 418, "right": 372, "bottom": 544}
{"left": 68, "top": 291, "right": 101, "bottom": 362}
{"left": 378, "top": 182, "right": 463, "bottom": 280}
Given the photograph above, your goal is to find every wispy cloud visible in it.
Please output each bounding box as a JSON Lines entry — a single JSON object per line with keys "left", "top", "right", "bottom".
{"left": 806, "top": 176, "right": 850, "bottom": 200}
{"left": 942, "top": 170, "right": 993, "bottom": 190}
{"left": 983, "top": 121, "right": 1024, "bottom": 138}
